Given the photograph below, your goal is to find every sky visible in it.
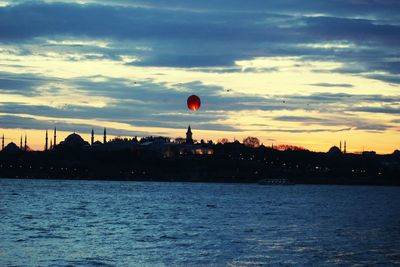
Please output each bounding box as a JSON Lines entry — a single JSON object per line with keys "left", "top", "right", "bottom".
{"left": 0, "top": 0, "right": 399, "bottom": 153}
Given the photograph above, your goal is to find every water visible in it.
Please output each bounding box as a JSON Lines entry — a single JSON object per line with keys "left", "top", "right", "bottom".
{"left": 1, "top": 179, "right": 400, "bottom": 266}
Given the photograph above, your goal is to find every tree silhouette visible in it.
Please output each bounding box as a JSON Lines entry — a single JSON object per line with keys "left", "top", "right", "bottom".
{"left": 275, "top": 144, "right": 307, "bottom": 151}
{"left": 217, "top": 138, "right": 229, "bottom": 144}
{"left": 242, "top": 136, "right": 260, "bottom": 148}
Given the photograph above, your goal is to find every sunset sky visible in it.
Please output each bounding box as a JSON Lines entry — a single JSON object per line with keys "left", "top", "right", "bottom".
{"left": 0, "top": 0, "right": 399, "bottom": 153}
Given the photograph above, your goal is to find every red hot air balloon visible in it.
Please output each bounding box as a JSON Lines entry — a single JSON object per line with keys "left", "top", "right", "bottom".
{"left": 187, "top": 95, "right": 201, "bottom": 111}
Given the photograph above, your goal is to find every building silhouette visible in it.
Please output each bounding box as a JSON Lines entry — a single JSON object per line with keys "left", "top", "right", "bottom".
{"left": 186, "top": 125, "right": 193, "bottom": 144}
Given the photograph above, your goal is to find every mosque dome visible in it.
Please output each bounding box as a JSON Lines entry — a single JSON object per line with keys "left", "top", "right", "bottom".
{"left": 327, "top": 146, "right": 342, "bottom": 155}
{"left": 3, "top": 142, "right": 21, "bottom": 153}
{"left": 58, "top": 133, "right": 89, "bottom": 148}
{"left": 65, "top": 133, "right": 85, "bottom": 144}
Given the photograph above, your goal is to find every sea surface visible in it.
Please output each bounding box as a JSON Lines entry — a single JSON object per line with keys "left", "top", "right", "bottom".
{"left": 1, "top": 179, "right": 400, "bottom": 266}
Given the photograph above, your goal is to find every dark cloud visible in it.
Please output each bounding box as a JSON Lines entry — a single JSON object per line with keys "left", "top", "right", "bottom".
{"left": 287, "top": 93, "right": 400, "bottom": 104}
{"left": 0, "top": 3, "right": 280, "bottom": 42}
{"left": 366, "top": 74, "right": 400, "bottom": 84}
{"left": 309, "top": 83, "right": 353, "bottom": 88}
{"left": 64, "top": 0, "right": 400, "bottom": 18}
{"left": 0, "top": 78, "right": 37, "bottom": 95}
{"left": 188, "top": 67, "right": 243, "bottom": 74}
{"left": 351, "top": 106, "right": 400, "bottom": 114}
{"left": 256, "top": 127, "right": 352, "bottom": 133}
{"left": 0, "top": 114, "right": 154, "bottom": 138}
{"left": 0, "top": 1, "right": 399, "bottom": 73}
{"left": 0, "top": 115, "right": 51, "bottom": 130}
{"left": 273, "top": 115, "right": 392, "bottom": 132}
{"left": 0, "top": 71, "right": 53, "bottom": 96}
{"left": 130, "top": 55, "right": 237, "bottom": 68}
{"left": 303, "top": 16, "right": 400, "bottom": 46}
{"left": 273, "top": 116, "right": 326, "bottom": 123}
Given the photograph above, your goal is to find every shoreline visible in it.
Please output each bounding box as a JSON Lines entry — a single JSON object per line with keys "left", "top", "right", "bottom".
{"left": 1, "top": 176, "right": 399, "bottom": 186}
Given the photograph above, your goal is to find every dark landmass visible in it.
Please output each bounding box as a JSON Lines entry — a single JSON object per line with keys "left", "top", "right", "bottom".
{"left": 1, "top": 138, "right": 399, "bottom": 185}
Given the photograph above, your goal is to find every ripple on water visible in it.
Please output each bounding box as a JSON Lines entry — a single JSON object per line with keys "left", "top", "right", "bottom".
{"left": 28, "top": 234, "right": 67, "bottom": 240}
{"left": 0, "top": 180, "right": 399, "bottom": 266}
{"left": 65, "top": 259, "right": 116, "bottom": 267}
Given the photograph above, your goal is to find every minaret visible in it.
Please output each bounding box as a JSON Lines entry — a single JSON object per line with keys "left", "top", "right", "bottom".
{"left": 91, "top": 129, "right": 94, "bottom": 145}
{"left": 45, "top": 130, "right": 48, "bottom": 151}
{"left": 186, "top": 125, "right": 193, "bottom": 144}
{"left": 344, "top": 141, "right": 347, "bottom": 154}
{"left": 2, "top": 134, "right": 4, "bottom": 150}
{"left": 53, "top": 127, "right": 57, "bottom": 147}
{"left": 340, "top": 141, "right": 342, "bottom": 152}
{"left": 20, "top": 136, "right": 23, "bottom": 149}
{"left": 103, "top": 128, "right": 107, "bottom": 144}
{"left": 50, "top": 139, "right": 53, "bottom": 150}
{"left": 24, "top": 134, "right": 27, "bottom": 151}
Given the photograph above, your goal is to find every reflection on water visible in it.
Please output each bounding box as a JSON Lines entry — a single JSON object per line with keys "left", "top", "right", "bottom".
{"left": 1, "top": 179, "right": 400, "bottom": 266}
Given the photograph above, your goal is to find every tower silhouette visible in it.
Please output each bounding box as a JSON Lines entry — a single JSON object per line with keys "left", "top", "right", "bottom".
{"left": 53, "top": 127, "right": 57, "bottom": 147}
{"left": 24, "top": 134, "right": 27, "bottom": 151}
{"left": 20, "top": 136, "right": 22, "bottom": 150}
{"left": 91, "top": 129, "right": 94, "bottom": 145}
{"left": 186, "top": 125, "right": 193, "bottom": 144}
{"left": 2, "top": 134, "right": 4, "bottom": 150}
{"left": 103, "top": 128, "right": 107, "bottom": 144}
{"left": 344, "top": 141, "right": 347, "bottom": 154}
{"left": 340, "top": 141, "right": 342, "bottom": 152}
{"left": 45, "top": 130, "right": 48, "bottom": 151}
